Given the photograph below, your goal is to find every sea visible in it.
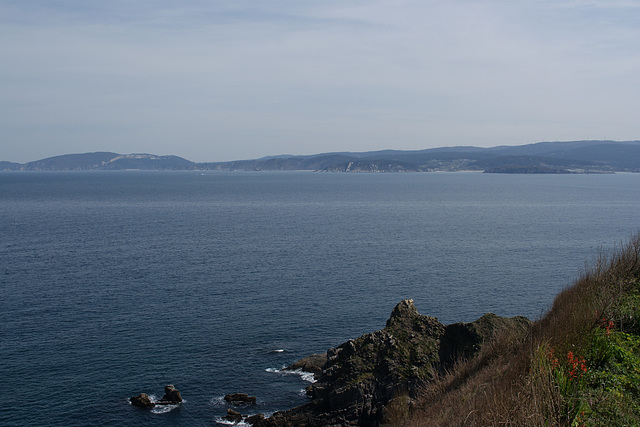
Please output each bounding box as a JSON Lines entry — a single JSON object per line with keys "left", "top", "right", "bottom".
{"left": 1, "top": 170, "right": 640, "bottom": 426}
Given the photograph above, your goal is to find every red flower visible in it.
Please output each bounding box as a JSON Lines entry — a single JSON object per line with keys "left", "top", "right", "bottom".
{"left": 548, "top": 348, "right": 559, "bottom": 369}
{"left": 600, "top": 318, "right": 614, "bottom": 335}
{"left": 567, "top": 351, "right": 587, "bottom": 379}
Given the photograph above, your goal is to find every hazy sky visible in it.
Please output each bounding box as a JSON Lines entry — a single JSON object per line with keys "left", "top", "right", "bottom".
{"left": 1, "top": 0, "right": 639, "bottom": 163}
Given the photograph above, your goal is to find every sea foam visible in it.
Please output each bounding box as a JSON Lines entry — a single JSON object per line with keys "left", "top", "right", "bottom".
{"left": 266, "top": 367, "right": 317, "bottom": 383}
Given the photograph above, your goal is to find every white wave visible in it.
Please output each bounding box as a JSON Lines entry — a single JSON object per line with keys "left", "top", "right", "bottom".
{"left": 265, "top": 367, "right": 317, "bottom": 383}
{"left": 214, "top": 417, "right": 250, "bottom": 426}
{"left": 143, "top": 394, "right": 183, "bottom": 414}
{"left": 213, "top": 412, "right": 275, "bottom": 426}
{"left": 296, "top": 370, "right": 317, "bottom": 383}
{"left": 151, "top": 404, "right": 180, "bottom": 415}
{"left": 210, "top": 395, "right": 227, "bottom": 406}
{"left": 284, "top": 368, "right": 317, "bottom": 383}
{"left": 272, "top": 349, "right": 285, "bottom": 353}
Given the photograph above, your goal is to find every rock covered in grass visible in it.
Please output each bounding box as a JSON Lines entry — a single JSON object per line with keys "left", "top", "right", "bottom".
{"left": 438, "top": 313, "right": 532, "bottom": 372}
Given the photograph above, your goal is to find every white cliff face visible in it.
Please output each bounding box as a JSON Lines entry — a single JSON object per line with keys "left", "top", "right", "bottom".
{"left": 103, "top": 153, "right": 168, "bottom": 165}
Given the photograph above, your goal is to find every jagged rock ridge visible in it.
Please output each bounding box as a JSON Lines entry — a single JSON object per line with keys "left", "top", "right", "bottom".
{"left": 263, "top": 300, "right": 530, "bottom": 427}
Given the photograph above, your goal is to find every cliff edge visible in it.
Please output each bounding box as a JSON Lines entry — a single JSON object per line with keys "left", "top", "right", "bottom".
{"left": 262, "top": 299, "right": 530, "bottom": 426}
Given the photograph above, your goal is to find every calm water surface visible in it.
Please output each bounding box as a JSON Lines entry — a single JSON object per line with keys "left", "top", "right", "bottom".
{"left": 1, "top": 171, "right": 639, "bottom": 426}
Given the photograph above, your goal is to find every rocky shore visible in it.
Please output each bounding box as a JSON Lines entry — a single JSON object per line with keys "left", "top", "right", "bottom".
{"left": 240, "top": 299, "right": 531, "bottom": 426}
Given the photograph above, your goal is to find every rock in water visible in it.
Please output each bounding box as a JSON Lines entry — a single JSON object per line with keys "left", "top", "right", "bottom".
{"left": 223, "top": 408, "right": 243, "bottom": 422}
{"left": 159, "top": 384, "right": 182, "bottom": 403}
{"left": 284, "top": 353, "right": 327, "bottom": 378}
{"left": 224, "top": 393, "right": 257, "bottom": 404}
{"left": 245, "top": 413, "right": 266, "bottom": 426}
{"left": 130, "top": 393, "right": 155, "bottom": 408}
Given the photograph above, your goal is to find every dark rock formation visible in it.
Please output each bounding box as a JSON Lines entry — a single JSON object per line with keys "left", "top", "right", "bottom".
{"left": 245, "top": 413, "right": 266, "bottom": 426}
{"left": 159, "top": 385, "right": 182, "bottom": 403}
{"left": 224, "top": 408, "right": 243, "bottom": 422}
{"left": 438, "top": 312, "right": 532, "bottom": 372}
{"left": 266, "top": 299, "right": 443, "bottom": 426}
{"left": 224, "top": 393, "right": 257, "bottom": 404}
{"left": 265, "top": 299, "right": 532, "bottom": 426}
{"left": 285, "top": 353, "right": 327, "bottom": 378}
{"left": 130, "top": 393, "right": 155, "bottom": 408}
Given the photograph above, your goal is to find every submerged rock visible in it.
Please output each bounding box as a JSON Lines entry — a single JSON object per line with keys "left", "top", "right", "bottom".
{"left": 159, "top": 384, "right": 182, "bottom": 403}
{"left": 129, "top": 393, "right": 155, "bottom": 408}
{"left": 224, "top": 392, "right": 257, "bottom": 404}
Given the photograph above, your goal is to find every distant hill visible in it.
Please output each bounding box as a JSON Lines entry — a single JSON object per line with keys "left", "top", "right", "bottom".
{"left": 0, "top": 161, "right": 22, "bottom": 171}
{"left": 4, "top": 152, "right": 196, "bottom": 171}
{"left": 23, "top": 152, "right": 121, "bottom": 171}
{"left": 2, "top": 140, "right": 640, "bottom": 173}
{"left": 197, "top": 140, "right": 640, "bottom": 173}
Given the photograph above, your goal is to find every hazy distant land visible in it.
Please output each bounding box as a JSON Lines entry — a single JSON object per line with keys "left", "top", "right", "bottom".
{"left": 2, "top": 140, "right": 639, "bottom": 173}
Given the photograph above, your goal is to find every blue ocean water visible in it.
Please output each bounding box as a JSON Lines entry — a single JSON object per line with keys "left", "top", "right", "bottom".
{"left": 1, "top": 171, "right": 640, "bottom": 426}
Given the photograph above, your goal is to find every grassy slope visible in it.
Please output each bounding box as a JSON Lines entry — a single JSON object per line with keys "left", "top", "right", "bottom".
{"left": 395, "top": 233, "right": 640, "bottom": 426}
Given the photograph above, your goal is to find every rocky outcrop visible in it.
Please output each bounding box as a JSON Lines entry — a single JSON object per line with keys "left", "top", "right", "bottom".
{"left": 224, "top": 408, "right": 244, "bottom": 422}
{"left": 245, "top": 413, "right": 267, "bottom": 426}
{"left": 265, "top": 300, "right": 531, "bottom": 426}
{"left": 266, "top": 299, "right": 443, "bottom": 426}
{"left": 159, "top": 384, "right": 182, "bottom": 403}
{"left": 284, "top": 353, "right": 327, "bottom": 378}
{"left": 438, "top": 312, "right": 531, "bottom": 373}
{"left": 129, "top": 393, "right": 155, "bottom": 408}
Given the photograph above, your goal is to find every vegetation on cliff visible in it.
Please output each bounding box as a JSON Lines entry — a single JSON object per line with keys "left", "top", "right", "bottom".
{"left": 403, "top": 233, "right": 640, "bottom": 426}
{"left": 236, "top": 234, "right": 640, "bottom": 426}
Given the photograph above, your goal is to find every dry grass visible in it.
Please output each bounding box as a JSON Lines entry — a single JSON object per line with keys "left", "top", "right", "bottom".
{"left": 398, "top": 233, "right": 640, "bottom": 427}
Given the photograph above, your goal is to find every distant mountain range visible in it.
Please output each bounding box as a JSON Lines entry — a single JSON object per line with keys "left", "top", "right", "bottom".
{"left": 2, "top": 140, "right": 640, "bottom": 173}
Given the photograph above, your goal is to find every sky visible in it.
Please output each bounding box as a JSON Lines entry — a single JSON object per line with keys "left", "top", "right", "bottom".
{"left": 1, "top": 0, "right": 639, "bottom": 163}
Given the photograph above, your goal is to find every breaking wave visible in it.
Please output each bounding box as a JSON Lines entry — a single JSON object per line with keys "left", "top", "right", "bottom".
{"left": 266, "top": 367, "right": 316, "bottom": 383}
{"left": 127, "top": 394, "right": 182, "bottom": 415}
